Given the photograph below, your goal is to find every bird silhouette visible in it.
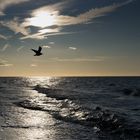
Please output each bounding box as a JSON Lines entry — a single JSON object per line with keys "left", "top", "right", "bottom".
{"left": 31, "top": 46, "right": 43, "bottom": 56}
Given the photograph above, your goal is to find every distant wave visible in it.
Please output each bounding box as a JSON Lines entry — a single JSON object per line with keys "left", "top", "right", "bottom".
{"left": 15, "top": 85, "right": 140, "bottom": 139}
{"left": 120, "top": 88, "right": 140, "bottom": 97}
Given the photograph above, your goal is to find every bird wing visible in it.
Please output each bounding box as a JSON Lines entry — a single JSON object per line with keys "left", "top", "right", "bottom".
{"left": 38, "top": 46, "right": 42, "bottom": 52}
{"left": 31, "top": 49, "right": 38, "bottom": 53}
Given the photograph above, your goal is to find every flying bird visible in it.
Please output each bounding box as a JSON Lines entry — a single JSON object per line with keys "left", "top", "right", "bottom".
{"left": 31, "top": 46, "right": 43, "bottom": 56}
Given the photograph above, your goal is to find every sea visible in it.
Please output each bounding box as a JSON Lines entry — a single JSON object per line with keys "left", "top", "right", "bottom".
{"left": 0, "top": 77, "right": 140, "bottom": 140}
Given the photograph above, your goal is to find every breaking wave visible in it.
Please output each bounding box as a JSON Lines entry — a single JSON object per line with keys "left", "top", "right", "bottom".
{"left": 16, "top": 85, "right": 140, "bottom": 139}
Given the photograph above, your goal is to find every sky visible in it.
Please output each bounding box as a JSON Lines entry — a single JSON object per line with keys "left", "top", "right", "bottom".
{"left": 0, "top": 0, "right": 140, "bottom": 76}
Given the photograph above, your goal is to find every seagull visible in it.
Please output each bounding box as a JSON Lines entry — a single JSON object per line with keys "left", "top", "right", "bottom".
{"left": 31, "top": 46, "right": 43, "bottom": 56}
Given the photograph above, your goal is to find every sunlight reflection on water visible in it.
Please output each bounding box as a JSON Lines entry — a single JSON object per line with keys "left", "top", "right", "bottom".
{"left": 26, "top": 77, "right": 62, "bottom": 88}
{"left": 20, "top": 111, "right": 56, "bottom": 140}
{"left": 8, "top": 89, "right": 57, "bottom": 140}
{"left": 0, "top": 77, "right": 62, "bottom": 140}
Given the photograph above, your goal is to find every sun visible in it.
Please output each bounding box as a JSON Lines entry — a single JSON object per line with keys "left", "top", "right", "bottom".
{"left": 28, "top": 11, "right": 56, "bottom": 28}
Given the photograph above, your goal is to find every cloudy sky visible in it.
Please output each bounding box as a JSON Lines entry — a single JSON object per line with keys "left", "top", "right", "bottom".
{"left": 0, "top": 0, "right": 140, "bottom": 76}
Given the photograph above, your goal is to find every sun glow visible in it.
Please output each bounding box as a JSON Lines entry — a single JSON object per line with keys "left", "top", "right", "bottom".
{"left": 28, "top": 11, "right": 57, "bottom": 28}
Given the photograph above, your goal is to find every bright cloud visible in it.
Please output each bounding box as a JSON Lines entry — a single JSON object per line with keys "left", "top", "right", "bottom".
{"left": 23, "top": 11, "right": 58, "bottom": 28}
{"left": 69, "top": 47, "right": 77, "bottom": 50}
{"left": 19, "top": 0, "right": 133, "bottom": 40}
{"left": 39, "top": 27, "right": 62, "bottom": 34}
{"left": 20, "top": 26, "right": 62, "bottom": 40}
{"left": 30, "top": 64, "right": 37, "bottom": 67}
{"left": 23, "top": 0, "right": 133, "bottom": 28}
{"left": 45, "top": 31, "right": 76, "bottom": 36}
{"left": 20, "top": 33, "right": 47, "bottom": 40}
{"left": 0, "top": 18, "right": 30, "bottom": 35}
{"left": 0, "top": 0, "right": 133, "bottom": 40}
{"left": 20, "top": 31, "right": 75, "bottom": 40}
{"left": 42, "top": 45, "right": 51, "bottom": 49}
{"left": 22, "top": 1, "right": 67, "bottom": 28}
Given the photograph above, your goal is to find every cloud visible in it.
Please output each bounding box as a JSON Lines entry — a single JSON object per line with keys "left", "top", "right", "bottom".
{"left": 20, "top": 26, "right": 66, "bottom": 40}
{"left": 0, "top": 59, "right": 13, "bottom": 67}
{"left": 0, "top": 34, "right": 7, "bottom": 40}
{"left": 0, "top": 0, "right": 30, "bottom": 16}
{"left": 1, "top": 44, "right": 10, "bottom": 52}
{"left": 20, "top": 31, "right": 75, "bottom": 40}
{"left": 21, "top": 27, "right": 62, "bottom": 40}
{"left": 39, "top": 27, "right": 62, "bottom": 34}
{"left": 20, "top": 33, "right": 47, "bottom": 40}
{"left": 22, "top": 1, "right": 68, "bottom": 28}
{"left": 17, "top": 46, "right": 24, "bottom": 52}
{"left": 68, "top": 47, "right": 77, "bottom": 50}
{"left": 49, "top": 42, "right": 55, "bottom": 45}
{"left": 70, "top": 0, "right": 134, "bottom": 25}
{"left": 50, "top": 57, "right": 106, "bottom": 62}
{"left": 0, "top": 18, "right": 30, "bottom": 35}
{"left": 42, "top": 45, "right": 51, "bottom": 49}
{"left": 46, "top": 31, "right": 76, "bottom": 36}
{"left": 19, "top": 0, "right": 133, "bottom": 40}
{"left": 30, "top": 64, "right": 37, "bottom": 67}
{"left": 0, "top": 63, "right": 13, "bottom": 67}
{"left": 0, "top": 0, "right": 133, "bottom": 40}
{"left": 22, "top": 0, "right": 133, "bottom": 28}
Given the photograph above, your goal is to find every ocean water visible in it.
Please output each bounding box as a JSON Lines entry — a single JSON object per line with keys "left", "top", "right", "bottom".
{"left": 0, "top": 77, "right": 140, "bottom": 140}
